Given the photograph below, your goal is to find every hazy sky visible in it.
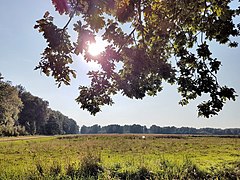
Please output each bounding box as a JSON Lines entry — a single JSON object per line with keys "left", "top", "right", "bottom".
{"left": 0, "top": 1, "right": 239, "bottom": 128}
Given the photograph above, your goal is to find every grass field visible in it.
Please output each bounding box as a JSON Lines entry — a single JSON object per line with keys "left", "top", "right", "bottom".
{"left": 0, "top": 134, "right": 239, "bottom": 179}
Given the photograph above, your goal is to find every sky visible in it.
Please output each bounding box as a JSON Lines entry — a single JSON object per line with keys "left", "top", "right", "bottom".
{"left": 0, "top": 1, "right": 239, "bottom": 128}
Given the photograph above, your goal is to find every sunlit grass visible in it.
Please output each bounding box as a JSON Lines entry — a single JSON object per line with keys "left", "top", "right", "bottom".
{"left": 0, "top": 135, "right": 239, "bottom": 179}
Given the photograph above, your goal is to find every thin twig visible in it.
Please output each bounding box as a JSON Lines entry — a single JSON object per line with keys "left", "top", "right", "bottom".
{"left": 62, "top": 13, "right": 74, "bottom": 30}
{"left": 62, "top": 1, "right": 80, "bottom": 30}
{"left": 117, "top": 28, "right": 136, "bottom": 53}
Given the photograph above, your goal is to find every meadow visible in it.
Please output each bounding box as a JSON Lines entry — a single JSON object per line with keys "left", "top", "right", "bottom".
{"left": 0, "top": 134, "right": 239, "bottom": 179}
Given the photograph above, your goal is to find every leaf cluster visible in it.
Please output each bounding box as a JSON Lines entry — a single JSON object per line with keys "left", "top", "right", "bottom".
{"left": 35, "top": 0, "right": 240, "bottom": 117}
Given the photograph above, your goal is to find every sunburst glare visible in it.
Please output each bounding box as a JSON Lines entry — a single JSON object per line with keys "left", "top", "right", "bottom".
{"left": 88, "top": 37, "right": 108, "bottom": 56}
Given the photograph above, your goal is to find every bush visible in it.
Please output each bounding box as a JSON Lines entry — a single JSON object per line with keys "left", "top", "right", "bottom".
{"left": 211, "top": 162, "right": 240, "bottom": 180}
{"left": 50, "top": 163, "right": 62, "bottom": 177}
{"left": 0, "top": 124, "right": 28, "bottom": 136}
{"left": 78, "top": 153, "right": 104, "bottom": 179}
{"left": 179, "top": 158, "right": 206, "bottom": 179}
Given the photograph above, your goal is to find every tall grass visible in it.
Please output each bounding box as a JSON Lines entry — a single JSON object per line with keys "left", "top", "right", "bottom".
{"left": 22, "top": 154, "right": 239, "bottom": 180}
{"left": 0, "top": 135, "right": 239, "bottom": 179}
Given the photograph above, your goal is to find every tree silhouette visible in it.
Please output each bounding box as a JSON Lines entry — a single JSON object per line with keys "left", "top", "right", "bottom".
{"left": 0, "top": 77, "right": 23, "bottom": 135}
{"left": 35, "top": 0, "right": 239, "bottom": 117}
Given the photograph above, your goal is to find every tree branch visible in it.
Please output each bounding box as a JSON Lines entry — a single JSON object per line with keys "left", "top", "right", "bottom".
{"left": 117, "top": 28, "right": 136, "bottom": 53}
{"left": 62, "top": 13, "right": 74, "bottom": 30}
{"left": 62, "top": 1, "right": 80, "bottom": 30}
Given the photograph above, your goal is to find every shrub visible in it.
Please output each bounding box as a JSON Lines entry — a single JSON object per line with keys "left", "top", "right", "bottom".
{"left": 78, "top": 153, "right": 104, "bottom": 179}
{"left": 50, "top": 162, "right": 62, "bottom": 177}
{"left": 0, "top": 124, "right": 28, "bottom": 136}
{"left": 36, "top": 163, "right": 44, "bottom": 176}
{"left": 66, "top": 163, "right": 76, "bottom": 178}
{"left": 179, "top": 158, "right": 206, "bottom": 179}
{"left": 211, "top": 162, "right": 240, "bottom": 180}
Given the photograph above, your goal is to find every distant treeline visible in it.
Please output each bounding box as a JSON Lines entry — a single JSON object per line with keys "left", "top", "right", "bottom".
{"left": 80, "top": 124, "right": 240, "bottom": 135}
{"left": 0, "top": 73, "right": 79, "bottom": 136}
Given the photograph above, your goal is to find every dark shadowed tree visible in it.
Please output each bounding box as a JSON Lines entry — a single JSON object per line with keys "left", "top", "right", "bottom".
{"left": 62, "top": 118, "right": 79, "bottom": 134}
{"left": 89, "top": 124, "right": 101, "bottom": 134}
{"left": 48, "top": 109, "right": 79, "bottom": 134}
{"left": 17, "top": 87, "right": 79, "bottom": 135}
{"left": 18, "top": 91, "right": 49, "bottom": 134}
{"left": 80, "top": 124, "right": 240, "bottom": 135}
{"left": 149, "top": 125, "right": 160, "bottom": 134}
{"left": 129, "top": 124, "right": 144, "bottom": 133}
{"left": 0, "top": 76, "right": 24, "bottom": 136}
{"left": 35, "top": 0, "right": 239, "bottom": 117}
{"left": 123, "top": 125, "right": 131, "bottom": 133}
{"left": 80, "top": 125, "right": 88, "bottom": 134}
{"left": 105, "top": 124, "right": 123, "bottom": 134}
{"left": 45, "top": 112, "right": 62, "bottom": 135}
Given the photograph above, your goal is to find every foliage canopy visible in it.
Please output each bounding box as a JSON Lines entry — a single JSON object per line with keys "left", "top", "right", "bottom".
{"left": 0, "top": 74, "right": 79, "bottom": 136}
{"left": 0, "top": 77, "right": 24, "bottom": 136}
{"left": 35, "top": 0, "right": 240, "bottom": 117}
{"left": 18, "top": 88, "right": 79, "bottom": 135}
{"left": 0, "top": 79, "right": 22, "bottom": 127}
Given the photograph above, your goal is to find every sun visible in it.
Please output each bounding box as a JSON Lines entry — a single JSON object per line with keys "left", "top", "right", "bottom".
{"left": 88, "top": 37, "right": 108, "bottom": 56}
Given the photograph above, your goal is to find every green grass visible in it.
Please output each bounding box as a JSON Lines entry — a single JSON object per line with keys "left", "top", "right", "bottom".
{"left": 0, "top": 134, "right": 239, "bottom": 179}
